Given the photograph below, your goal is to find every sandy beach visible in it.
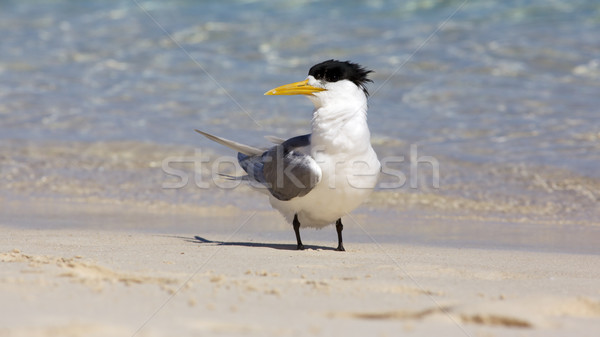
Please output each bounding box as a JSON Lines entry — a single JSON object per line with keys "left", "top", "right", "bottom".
{"left": 1, "top": 202, "right": 599, "bottom": 337}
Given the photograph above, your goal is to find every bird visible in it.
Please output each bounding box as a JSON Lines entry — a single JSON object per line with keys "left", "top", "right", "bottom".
{"left": 196, "top": 60, "right": 380, "bottom": 251}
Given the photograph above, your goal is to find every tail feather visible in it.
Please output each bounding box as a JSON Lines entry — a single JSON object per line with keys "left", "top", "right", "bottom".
{"left": 195, "top": 130, "right": 264, "bottom": 156}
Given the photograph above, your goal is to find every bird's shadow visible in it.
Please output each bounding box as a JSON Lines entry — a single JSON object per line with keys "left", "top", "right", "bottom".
{"left": 176, "top": 235, "right": 336, "bottom": 251}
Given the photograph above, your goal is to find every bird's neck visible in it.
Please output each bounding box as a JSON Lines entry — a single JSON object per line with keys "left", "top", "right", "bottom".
{"left": 310, "top": 95, "right": 371, "bottom": 155}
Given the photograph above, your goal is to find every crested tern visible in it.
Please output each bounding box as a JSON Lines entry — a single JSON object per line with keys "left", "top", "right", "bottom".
{"left": 196, "top": 60, "right": 380, "bottom": 251}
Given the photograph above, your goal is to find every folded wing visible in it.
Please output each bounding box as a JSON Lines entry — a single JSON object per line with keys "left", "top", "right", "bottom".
{"left": 197, "top": 130, "right": 321, "bottom": 201}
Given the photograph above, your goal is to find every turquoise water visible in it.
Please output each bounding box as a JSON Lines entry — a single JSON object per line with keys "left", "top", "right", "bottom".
{"left": 1, "top": 0, "right": 599, "bottom": 228}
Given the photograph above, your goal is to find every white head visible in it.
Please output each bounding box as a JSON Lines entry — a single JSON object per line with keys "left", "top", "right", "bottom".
{"left": 265, "top": 60, "right": 373, "bottom": 110}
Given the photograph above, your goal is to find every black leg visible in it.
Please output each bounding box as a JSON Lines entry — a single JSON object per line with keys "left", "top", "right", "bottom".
{"left": 335, "top": 218, "right": 345, "bottom": 251}
{"left": 293, "top": 214, "right": 305, "bottom": 250}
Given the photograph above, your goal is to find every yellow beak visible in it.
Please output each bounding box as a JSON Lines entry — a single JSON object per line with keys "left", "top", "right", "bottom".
{"left": 264, "top": 79, "right": 326, "bottom": 96}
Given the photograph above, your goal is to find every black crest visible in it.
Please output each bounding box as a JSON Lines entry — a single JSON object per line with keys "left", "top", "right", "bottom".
{"left": 308, "top": 60, "right": 374, "bottom": 96}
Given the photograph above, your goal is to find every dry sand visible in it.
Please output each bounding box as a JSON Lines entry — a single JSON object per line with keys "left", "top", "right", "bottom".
{"left": 1, "top": 224, "right": 599, "bottom": 337}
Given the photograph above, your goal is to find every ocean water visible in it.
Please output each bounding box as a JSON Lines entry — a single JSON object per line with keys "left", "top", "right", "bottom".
{"left": 1, "top": 0, "right": 599, "bottom": 243}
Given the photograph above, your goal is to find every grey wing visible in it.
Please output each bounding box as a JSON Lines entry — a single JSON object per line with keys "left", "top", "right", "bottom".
{"left": 281, "top": 134, "right": 311, "bottom": 149}
{"left": 237, "top": 152, "right": 267, "bottom": 185}
{"left": 238, "top": 143, "right": 321, "bottom": 201}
